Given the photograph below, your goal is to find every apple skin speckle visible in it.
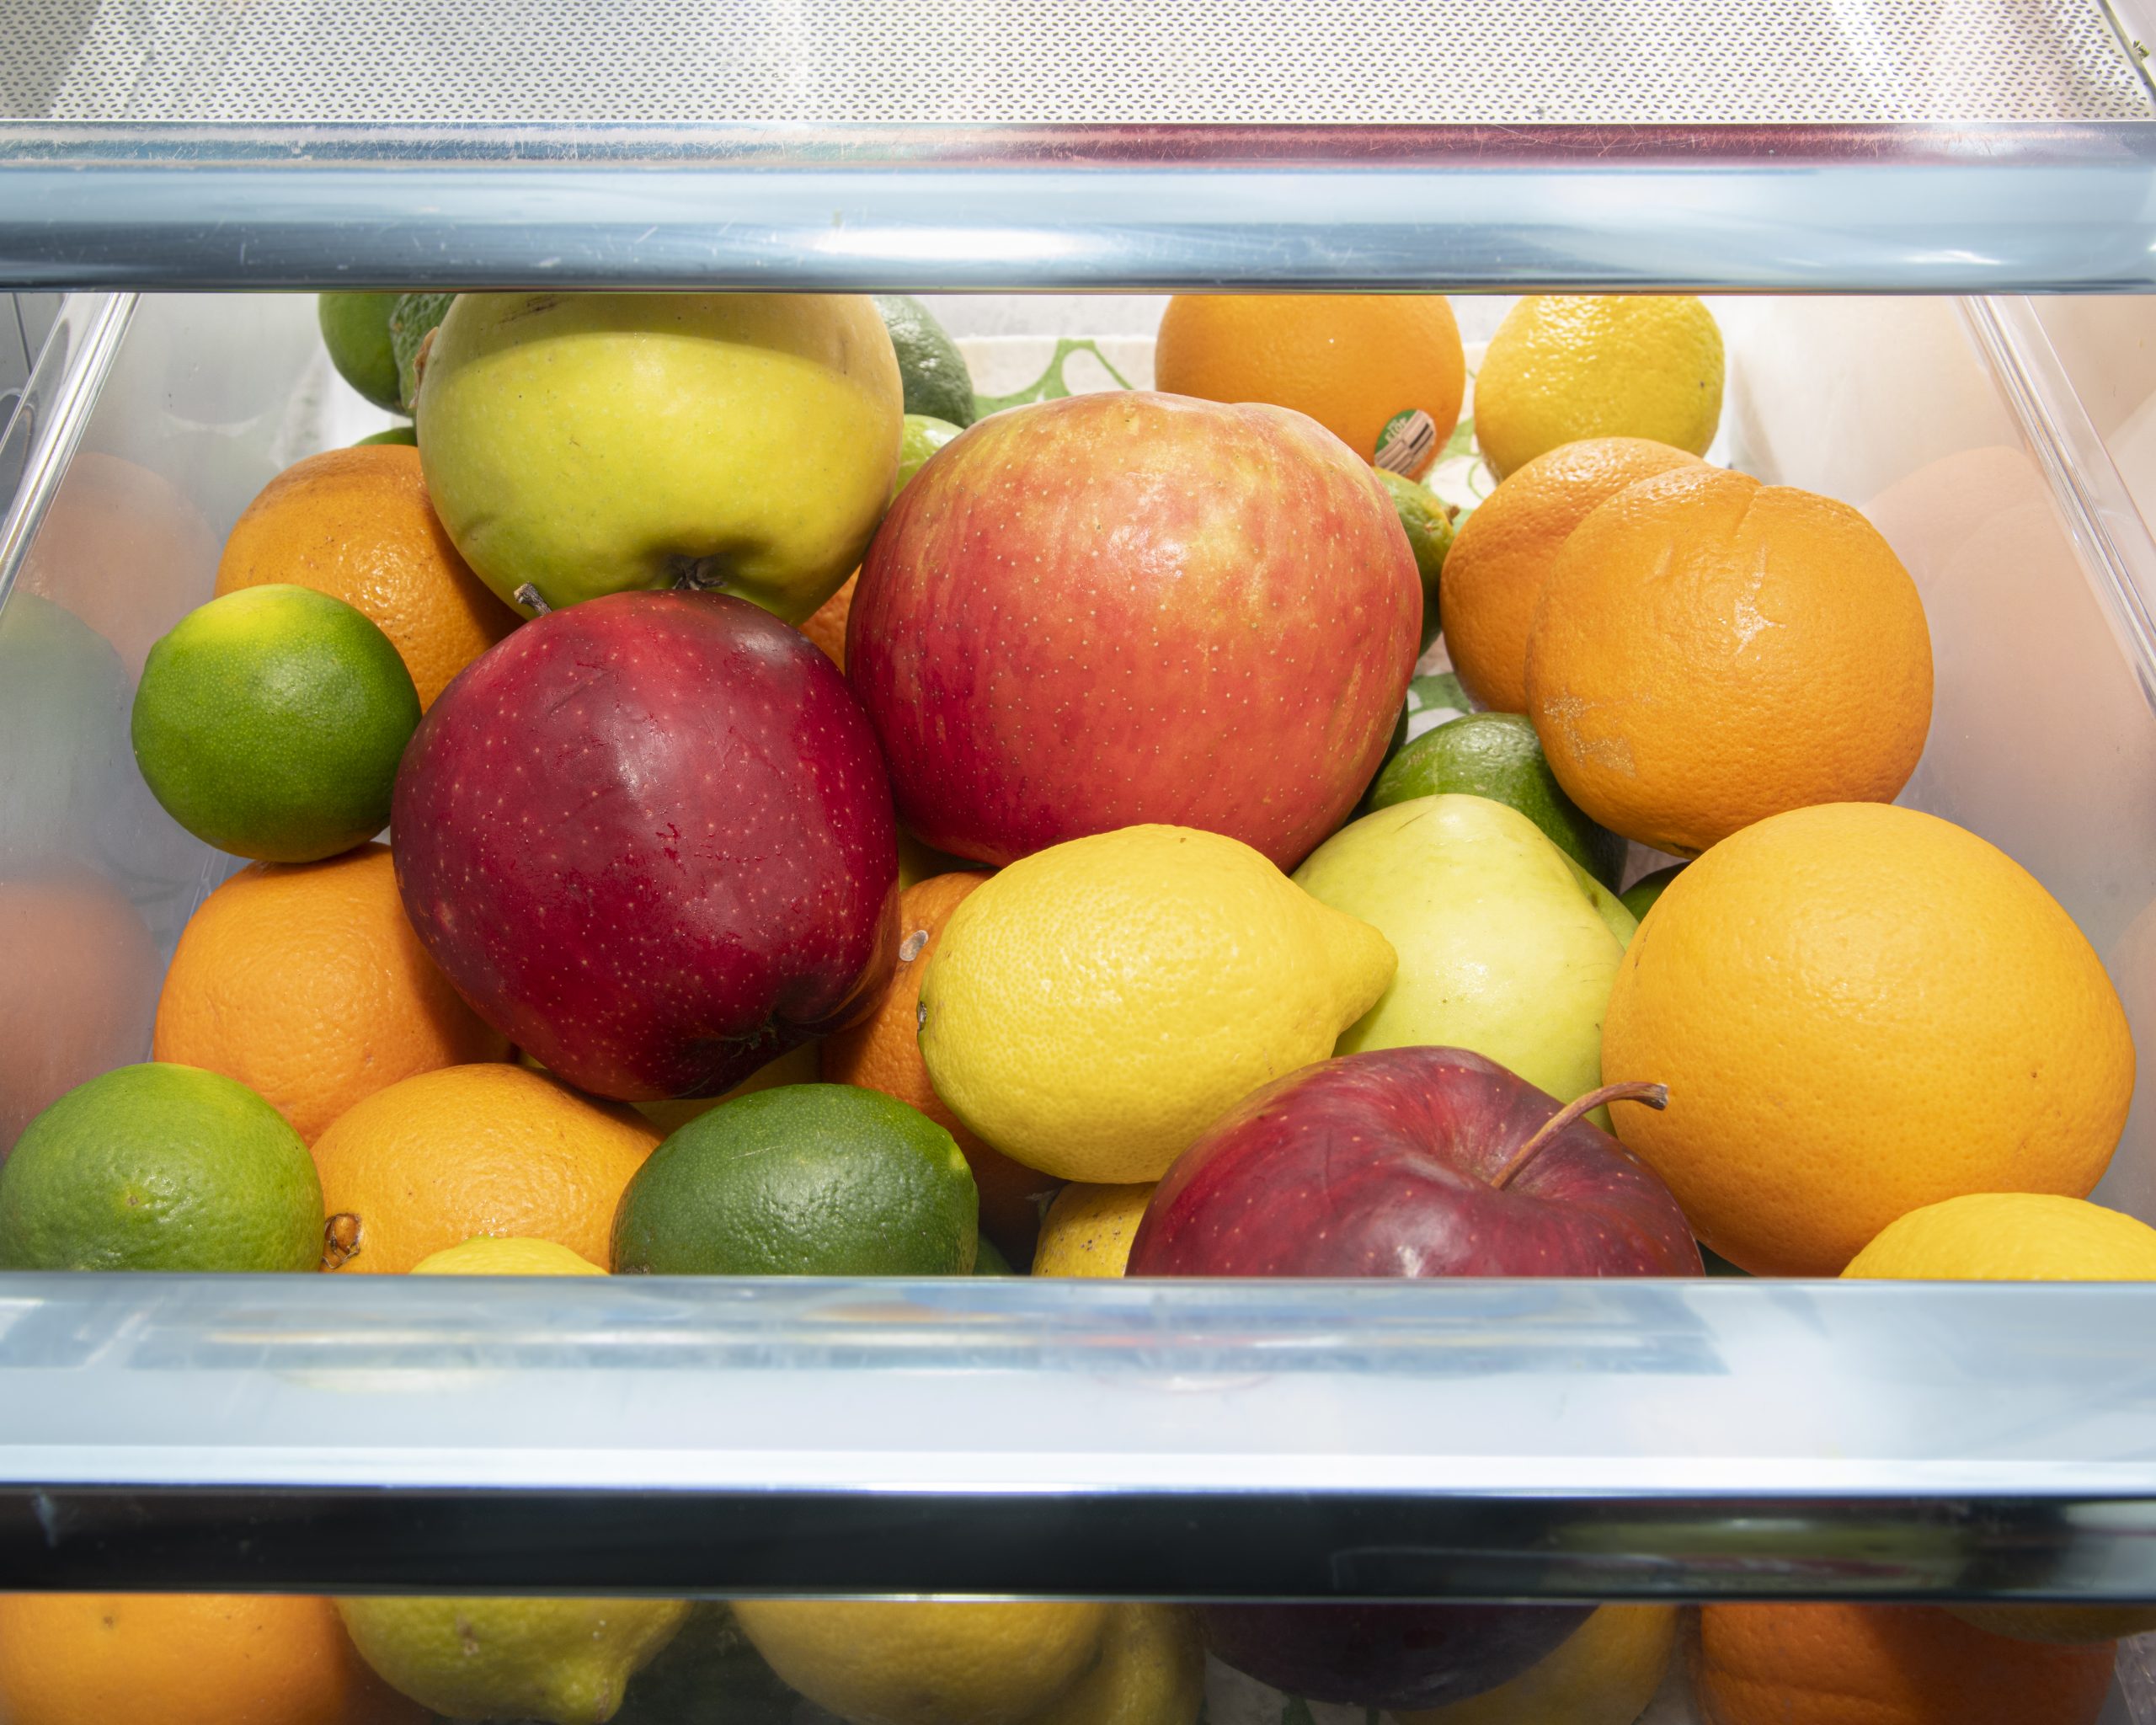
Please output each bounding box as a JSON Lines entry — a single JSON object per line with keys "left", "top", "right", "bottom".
{"left": 392, "top": 590, "right": 899, "bottom": 1103}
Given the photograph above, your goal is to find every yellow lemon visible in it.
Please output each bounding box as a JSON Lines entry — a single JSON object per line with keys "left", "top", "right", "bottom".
{"left": 1030, "top": 1605, "right": 1204, "bottom": 1725}
{"left": 1846, "top": 1192, "right": 2156, "bottom": 1644}
{"left": 919, "top": 825, "right": 1394, "bottom": 1183}
{"left": 1847, "top": 1192, "right": 2156, "bottom": 1282}
{"left": 730, "top": 1599, "right": 1113, "bottom": 1725}
{"left": 1396, "top": 1604, "right": 1678, "bottom": 1725}
{"left": 1474, "top": 296, "right": 1723, "bottom": 480}
{"left": 335, "top": 1596, "right": 686, "bottom": 1725}
{"left": 411, "top": 1236, "right": 606, "bottom": 1276}
{"left": 1033, "top": 1183, "right": 1155, "bottom": 1278}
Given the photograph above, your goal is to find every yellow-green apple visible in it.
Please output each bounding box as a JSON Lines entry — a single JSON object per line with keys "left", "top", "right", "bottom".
{"left": 1294, "top": 794, "right": 1635, "bottom": 1107}
{"left": 1127, "top": 1046, "right": 1697, "bottom": 1708}
{"left": 416, "top": 293, "right": 902, "bottom": 622}
{"left": 846, "top": 391, "right": 1422, "bottom": 872}
{"left": 392, "top": 591, "right": 899, "bottom": 1101}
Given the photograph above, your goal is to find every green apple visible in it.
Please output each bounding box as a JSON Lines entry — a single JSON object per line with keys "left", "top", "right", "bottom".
{"left": 1293, "top": 793, "right": 1635, "bottom": 1107}
{"left": 416, "top": 293, "right": 903, "bottom": 622}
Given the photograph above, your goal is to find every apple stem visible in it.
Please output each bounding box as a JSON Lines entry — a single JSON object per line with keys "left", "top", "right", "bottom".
{"left": 1490, "top": 1081, "right": 1669, "bottom": 1189}
{"left": 512, "top": 583, "right": 552, "bottom": 617}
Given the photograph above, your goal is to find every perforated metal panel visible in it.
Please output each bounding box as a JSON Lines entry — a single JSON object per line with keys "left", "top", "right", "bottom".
{"left": 5, "top": 0, "right": 2151, "bottom": 126}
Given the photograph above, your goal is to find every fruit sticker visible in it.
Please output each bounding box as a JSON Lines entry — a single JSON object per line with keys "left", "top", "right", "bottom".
{"left": 1374, "top": 407, "right": 1439, "bottom": 474}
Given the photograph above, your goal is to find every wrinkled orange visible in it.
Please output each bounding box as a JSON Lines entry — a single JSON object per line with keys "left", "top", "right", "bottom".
{"left": 153, "top": 845, "right": 509, "bottom": 1144}
{"left": 1695, "top": 1603, "right": 2115, "bottom": 1725}
{"left": 215, "top": 446, "right": 517, "bottom": 708}
{"left": 1525, "top": 463, "right": 1932, "bottom": 856}
{"left": 1442, "top": 437, "right": 1703, "bottom": 713}
{"left": 0, "top": 1591, "right": 424, "bottom": 1725}
{"left": 1155, "top": 295, "right": 1465, "bottom": 479}
{"left": 312, "top": 1062, "right": 659, "bottom": 1274}
{"left": 823, "top": 870, "right": 1061, "bottom": 1262}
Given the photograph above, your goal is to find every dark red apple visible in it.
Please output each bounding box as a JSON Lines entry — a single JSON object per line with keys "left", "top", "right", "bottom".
{"left": 1128, "top": 1046, "right": 1697, "bottom": 1710}
{"left": 846, "top": 391, "right": 1421, "bottom": 872}
{"left": 1129, "top": 1047, "right": 1699, "bottom": 1279}
{"left": 392, "top": 591, "right": 899, "bottom": 1102}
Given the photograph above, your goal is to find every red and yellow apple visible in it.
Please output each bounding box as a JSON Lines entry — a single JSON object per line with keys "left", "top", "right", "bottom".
{"left": 846, "top": 391, "right": 1422, "bottom": 871}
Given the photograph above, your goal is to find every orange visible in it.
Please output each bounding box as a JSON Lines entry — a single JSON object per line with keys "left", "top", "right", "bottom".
{"left": 153, "top": 844, "right": 509, "bottom": 1144}
{"left": 1154, "top": 294, "right": 1465, "bottom": 479}
{"left": 823, "top": 870, "right": 1062, "bottom": 1263}
{"left": 0, "top": 1590, "right": 424, "bottom": 1725}
{"left": 0, "top": 873, "right": 157, "bottom": 1153}
{"left": 311, "top": 1062, "right": 659, "bottom": 1274}
{"left": 799, "top": 570, "right": 856, "bottom": 670}
{"left": 1602, "top": 803, "right": 2134, "bottom": 1275}
{"left": 1524, "top": 463, "right": 1932, "bottom": 857}
{"left": 215, "top": 446, "right": 518, "bottom": 708}
{"left": 1441, "top": 437, "right": 1704, "bottom": 713}
{"left": 1694, "top": 1603, "right": 2115, "bottom": 1725}
{"left": 20, "top": 453, "right": 219, "bottom": 678}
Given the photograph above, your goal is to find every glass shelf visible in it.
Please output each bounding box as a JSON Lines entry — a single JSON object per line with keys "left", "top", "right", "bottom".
{"left": 2, "top": 0, "right": 2155, "bottom": 291}
{"left": 5, "top": 1274, "right": 2156, "bottom": 1598}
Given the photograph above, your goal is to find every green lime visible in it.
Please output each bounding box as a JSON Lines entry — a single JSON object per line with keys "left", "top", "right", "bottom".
{"left": 1378, "top": 670, "right": 1474, "bottom": 781}
{"left": 0, "top": 1062, "right": 323, "bottom": 1271}
{"left": 611, "top": 1084, "right": 979, "bottom": 1276}
{"left": 131, "top": 585, "right": 421, "bottom": 863}
{"left": 1375, "top": 468, "right": 1454, "bottom": 651}
{"left": 875, "top": 296, "right": 977, "bottom": 428}
{"left": 0, "top": 593, "right": 128, "bottom": 864}
{"left": 895, "top": 413, "right": 963, "bottom": 497}
{"left": 973, "top": 1233, "right": 1016, "bottom": 1276}
{"left": 318, "top": 292, "right": 406, "bottom": 414}
{"left": 390, "top": 291, "right": 456, "bottom": 412}
{"left": 1372, "top": 711, "right": 1626, "bottom": 889}
{"left": 355, "top": 424, "right": 418, "bottom": 448}
{"left": 1620, "top": 862, "right": 1685, "bottom": 923}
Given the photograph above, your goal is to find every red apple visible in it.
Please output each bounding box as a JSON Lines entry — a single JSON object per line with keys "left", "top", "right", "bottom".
{"left": 1128, "top": 1046, "right": 1698, "bottom": 1709}
{"left": 846, "top": 391, "right": 1421, "bottom": 871}
{"left": 1129, "top": 1047, "right": 1700, "bottom": 1279}
{"left": 392, "top": 591, "right": 899, "bottom": 1102}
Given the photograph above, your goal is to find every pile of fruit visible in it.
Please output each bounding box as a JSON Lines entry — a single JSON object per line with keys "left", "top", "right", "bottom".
{"left": 0, "top": 287, "right": 2148, "bottom": 1725}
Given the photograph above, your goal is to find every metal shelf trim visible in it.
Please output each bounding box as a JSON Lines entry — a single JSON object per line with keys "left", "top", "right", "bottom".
{"left": 5, "top": 1275, "right": 2156, "bottom": 1596}
{"left": 3, "top": 122, "right": 2156, "bottom": 291}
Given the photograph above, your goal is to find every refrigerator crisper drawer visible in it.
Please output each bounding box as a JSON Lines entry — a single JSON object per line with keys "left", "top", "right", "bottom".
{"left": 6, "top": 289, "right": 2156, "bottom": 1640}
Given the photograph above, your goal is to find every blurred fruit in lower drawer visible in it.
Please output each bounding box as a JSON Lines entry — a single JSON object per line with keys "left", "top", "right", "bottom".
{"left": 1395, "top": 1603, "right": 1678, "bottom": 1725}
{"left": 0, "top": 1589, "right": 419, "bottom": 1725}
{"left": 1694, "top": 1603, "right": 2116, "bottom": 1725}
{"left": 336, "top": 1594, "right": 688, "bottom": 1725}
